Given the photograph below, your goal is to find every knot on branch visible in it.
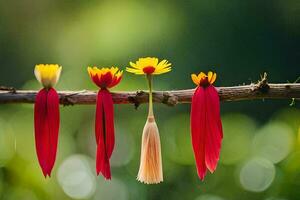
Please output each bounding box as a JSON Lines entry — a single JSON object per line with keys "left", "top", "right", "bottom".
{"left": 128, "top": 90, "right": 145, "bottom": 109}
{"left": 61, "top": 96, "right": 76, "bottom": 106}
{"left": 162, "top": 92, "right": 178, "bottom": 106}
{"left": 253, "top": 72, "right": 270, "bottom": 93}
{"left": 60, "top": 90, "right": 87, "bottom": 106}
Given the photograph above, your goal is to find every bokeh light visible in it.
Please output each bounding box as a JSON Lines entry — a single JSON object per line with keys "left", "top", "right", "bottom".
{"left": 239, "top": 157, "right": 276, "bottom": 192}
{"left": 272, "top": 108, "right": 300, "bottom": 137}
{"left": 57, "top": 155, "right": 96, "bottom": 199}
{"left": 253, "top": 122, "right": 294, "bottom": 164}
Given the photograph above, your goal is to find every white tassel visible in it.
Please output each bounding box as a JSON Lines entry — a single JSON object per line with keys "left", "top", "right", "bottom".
{"left": 137, "top": 116, "right": 163, "bottom": 184}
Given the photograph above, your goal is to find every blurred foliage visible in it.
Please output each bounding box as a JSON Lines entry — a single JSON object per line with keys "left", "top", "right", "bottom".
{"left": 0, "top": 0, "right": 299, "bottom": 199}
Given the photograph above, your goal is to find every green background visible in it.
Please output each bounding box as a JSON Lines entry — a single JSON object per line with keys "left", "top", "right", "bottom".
{"left": 0, "top": 0, "right": 299, "bottom": 200}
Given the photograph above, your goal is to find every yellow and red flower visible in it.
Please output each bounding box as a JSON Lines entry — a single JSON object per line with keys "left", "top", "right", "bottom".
{"left": 34, "top": 64, "right": 62, "bottom": 177}
{"left": 88, "top": 67, "right": 122, "bottom": 88}
{"left": 190, "top": 71, "right": 223, "bottom": 181}
{"left": 191, "top": 71, "right": 217, "bottom": 87}
{"left": 87, "top": 66, "right": 123, "bottom": 179}
{"left": 126, "top": 57, "right": 171, "bottom": 75}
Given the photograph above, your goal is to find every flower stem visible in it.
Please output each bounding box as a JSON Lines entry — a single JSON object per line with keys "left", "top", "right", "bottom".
{"left": 146, "top": 74, "right": 154, "bottom": 117}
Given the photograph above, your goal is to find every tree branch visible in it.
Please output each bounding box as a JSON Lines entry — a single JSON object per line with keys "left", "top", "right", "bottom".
{"left": 0, "top": 83, "right": 299, "bottom": 106}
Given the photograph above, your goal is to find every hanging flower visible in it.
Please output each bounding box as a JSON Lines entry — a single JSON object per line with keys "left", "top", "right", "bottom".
{"left": 87, "top": 66, "right": 123, "bottom": 179}
{"left": 190, "top": 71, "right": 223, "bottom": 180}
{"left": 34, "top": 64, "right": 62, "bottom": 177}
{"left": 126, "top": 57, "right": 171, "bottom": 184}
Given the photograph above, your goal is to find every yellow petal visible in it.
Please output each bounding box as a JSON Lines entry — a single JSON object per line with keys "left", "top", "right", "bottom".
{"left": 198, "top": 72, "right": 207, "bottom": 80}
{"left": 129, "top": 62, "right": 140, "bottom": 69}
{"left": 191, "top": 74, "right": 199, "bottom": 85}
{"left": 55, "top": 66, "right": 62, "bottom": 83}
{"left": 126, "top": 67, "right": 144, "bottom": 74}
{"left": 207, "top": 71, "right": 213, "bottom": 82}
{"left": 210, "top": 72, "right": 217, "bottom": 84}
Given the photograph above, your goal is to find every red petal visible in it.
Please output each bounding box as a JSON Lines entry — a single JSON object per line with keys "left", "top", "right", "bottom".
{"left": 109, "top": 76, "right": 122, "bottom": 88}
{"left": 95, "top": 91, "right": 104, "bottom": 144}
{"left": 91, "top": 74, "right": 101, "bottom": 88}
{"left": 101, "top": 89, "right": 115, "bottom": 158}
{"left": 46, "top": 88, "right": 60, "bottom": 176}
{"left": 34, "top": 89, "right": 48, "bottom": 177}
{"left": 34, "top": 88, "right": 60, "bottom": 177}
{"left": 190, "top": 87, "right": 207, "bottom": 180}
{"left": 95, "top": 89, "right": 114, "bottom": 179}
{"left": 96, "top": 139, "right": 111, "bottom": 179}
{"left": 99, "top": 72, "right": 113, "bottom": 88}
{"left": 204, "top": 86, "right": 223, "bottom": 173}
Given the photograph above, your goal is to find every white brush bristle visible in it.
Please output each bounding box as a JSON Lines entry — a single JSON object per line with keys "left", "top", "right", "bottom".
{"left": 137, "top": 116, "right": 163, "bottom": 184}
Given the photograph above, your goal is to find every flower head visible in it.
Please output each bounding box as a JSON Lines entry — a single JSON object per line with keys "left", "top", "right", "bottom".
{"left": 126, "top": 57, "right": 171, "bottom": 75}
{"left": 34, "top": 64, "right": 62, "bottom": 88}
{"left": 191, "top": 71, "right": 217, "bottom": 87}
{"left": 88, "top": 66, "right": 123, "bottom": 89}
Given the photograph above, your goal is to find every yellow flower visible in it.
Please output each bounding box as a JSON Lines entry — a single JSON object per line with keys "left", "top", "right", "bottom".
{"left": 87, "top": 66, "right": 123, "bottom": 88}
{"left": 191, "top": 71, "right": 217, "bottom": 86}
{"left": 34, "top": 64, "right": 62, "bottom": 88}
{"left": 126, "top": 57, "right": 171, "bottom": 75}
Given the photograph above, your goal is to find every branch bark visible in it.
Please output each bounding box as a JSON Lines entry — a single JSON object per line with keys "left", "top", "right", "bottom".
{"left": 0, "top": 83, "right": 299, "bottom": 106}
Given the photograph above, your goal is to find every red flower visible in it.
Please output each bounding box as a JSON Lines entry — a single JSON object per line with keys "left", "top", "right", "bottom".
{"left": 88, "top": 67, "right": 123, "bottom": 179}
{"left": 34, "top": 64, "right": 62, "bottom": 177}
{"left": 190, "top": 71, "right": 223, "bottom": 180}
